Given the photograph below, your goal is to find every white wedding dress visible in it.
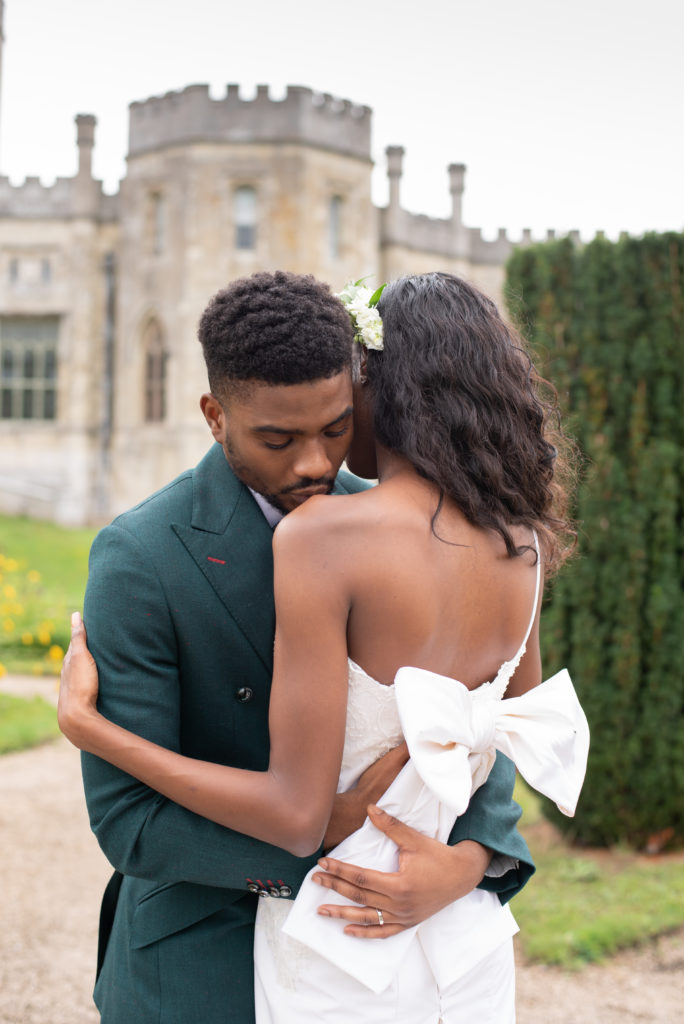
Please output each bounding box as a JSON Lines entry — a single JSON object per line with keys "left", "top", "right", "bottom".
{"left": 253, "top": 540, "right": 589, "bottom": 1023}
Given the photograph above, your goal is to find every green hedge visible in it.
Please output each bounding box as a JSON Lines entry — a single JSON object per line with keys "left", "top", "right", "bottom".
{"left": 505, "top": 232, "right": 684, "bottom": 849}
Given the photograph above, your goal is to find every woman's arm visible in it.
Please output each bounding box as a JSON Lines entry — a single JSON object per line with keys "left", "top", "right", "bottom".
{"left": 59, "top": 509, "right": 351, "bottom": 857}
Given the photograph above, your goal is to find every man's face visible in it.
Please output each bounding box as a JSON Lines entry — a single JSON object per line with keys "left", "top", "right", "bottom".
{"left": 201, "top": 372, "right": 353, "bottom": 514}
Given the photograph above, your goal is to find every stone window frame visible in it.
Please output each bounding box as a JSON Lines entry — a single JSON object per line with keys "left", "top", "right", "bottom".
{"left": 0, "top": 315, "right": 59, "bottom": 421}
{"left": 142, "top": 318, "right": 167, "bottom": 423}
{"left": 149, "top": 190, "right": 167, "bottom": 256}
{"left": 329, "top": 194, "right": 344, "bottom": 261}
{"left": 233, "top": 185, "right": 258, "bottom": 251}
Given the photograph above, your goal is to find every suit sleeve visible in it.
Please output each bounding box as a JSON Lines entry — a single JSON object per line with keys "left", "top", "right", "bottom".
{"left": 81, "top": 524, "right": 318, "bottom": 893}
{"left": 446, "top": 753, "right": 535, "bottom": 904}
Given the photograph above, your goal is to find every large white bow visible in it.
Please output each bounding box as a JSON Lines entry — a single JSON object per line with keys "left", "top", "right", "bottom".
{"left": 283, "top": 668, "right": 589, "bottom": 994}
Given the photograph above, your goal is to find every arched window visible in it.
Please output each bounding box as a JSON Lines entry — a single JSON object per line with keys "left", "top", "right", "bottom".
{"left": 234, "top": 186, "right": 257, "bottom": 251}
{"left": 143, "top": 320, "right": 167, "bottom": 423}
{"left": 329, "top": 195, "right": 343, "bottom": 260}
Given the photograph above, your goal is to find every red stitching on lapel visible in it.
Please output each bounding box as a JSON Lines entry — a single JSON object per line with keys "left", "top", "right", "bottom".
{"left": 207, "top": 556, "right": 226, "bottom": 564}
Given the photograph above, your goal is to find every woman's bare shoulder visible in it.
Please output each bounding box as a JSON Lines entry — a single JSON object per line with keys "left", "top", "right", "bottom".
{"left": 272, "top": 489, "right": 380, "bottom": 563}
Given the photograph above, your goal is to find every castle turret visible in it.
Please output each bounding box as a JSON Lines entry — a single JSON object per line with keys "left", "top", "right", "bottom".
{"left": 448, "top": 163, "right": 465, "bottom": 229}
{"left": 448, "top": 163, "right": 468, "bottom": 254}
{"left": 76, "top": 114, "right": 96, "bottom": 178}
{"left": 386, "top": 146, "right": 405, "bottom": 211}
{"left": 74, "top": 113, "right": 96, "bottom": 214}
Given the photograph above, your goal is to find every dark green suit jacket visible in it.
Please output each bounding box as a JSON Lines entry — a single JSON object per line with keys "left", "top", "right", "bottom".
{"left": 82, "top": 443, "right": 533, "bottom": 1024}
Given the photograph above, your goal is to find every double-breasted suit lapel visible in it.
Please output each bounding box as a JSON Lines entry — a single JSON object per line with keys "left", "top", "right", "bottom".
{"left": 172, "top": 444, "right": 276, "bottom": 675}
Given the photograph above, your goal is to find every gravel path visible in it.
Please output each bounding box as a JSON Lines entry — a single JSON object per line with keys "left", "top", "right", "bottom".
{"left": 1, "top": 678, "right": 682, "bottom": 1023}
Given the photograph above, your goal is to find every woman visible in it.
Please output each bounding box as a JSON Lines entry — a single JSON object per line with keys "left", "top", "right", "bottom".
{"left": 59, "top": 272, "right": 586, "bottom": 1022}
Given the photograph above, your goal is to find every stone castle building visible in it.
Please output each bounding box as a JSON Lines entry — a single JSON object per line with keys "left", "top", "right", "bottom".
{"left": 0, "top": 80, "right": 553, "bottom": 525}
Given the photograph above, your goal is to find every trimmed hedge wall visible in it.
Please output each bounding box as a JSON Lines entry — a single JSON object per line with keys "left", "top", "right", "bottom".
{"left": 506, "top": 232, "right": 684, "bottom": 849}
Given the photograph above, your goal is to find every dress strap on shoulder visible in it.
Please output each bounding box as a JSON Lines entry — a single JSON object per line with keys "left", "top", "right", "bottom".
{"left": 519, "top": 530, "right": 542, "bottom": 656}
{"left": 487, "top": 530, "right": 542, "bottom": 699}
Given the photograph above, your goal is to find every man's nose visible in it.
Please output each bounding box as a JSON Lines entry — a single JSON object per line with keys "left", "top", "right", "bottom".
{"left": 292, "top": 440, "right": 334, "bottom": 481}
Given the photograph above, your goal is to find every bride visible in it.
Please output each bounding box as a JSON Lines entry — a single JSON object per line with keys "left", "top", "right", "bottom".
{"left": 59, "top": 272, "right": 587, "bottom": 1023}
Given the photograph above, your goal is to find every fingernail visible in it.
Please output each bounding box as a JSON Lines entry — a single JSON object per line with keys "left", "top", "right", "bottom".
{"left": 370, "top": 804, "right": 385, "bottom": 815}
{"left": 313, "top": 875, "right": 322, "bottom": 885}
{"left": 317, "top": 908, "right": 331, "bottom": 916}
{"left": 317, "top": 858, "right": 329, "bottom": 870}
{"left": 71, "top": 611, "right": 81, "bottom": 627}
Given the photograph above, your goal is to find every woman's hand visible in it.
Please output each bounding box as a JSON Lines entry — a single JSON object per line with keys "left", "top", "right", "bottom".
{"left": 58, "top": 612, "right": 102, "bottom": 749}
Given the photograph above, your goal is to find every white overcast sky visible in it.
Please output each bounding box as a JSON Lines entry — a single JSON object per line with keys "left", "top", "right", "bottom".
{"left": 1, "top": 0, "right": 682, "bottom": 241}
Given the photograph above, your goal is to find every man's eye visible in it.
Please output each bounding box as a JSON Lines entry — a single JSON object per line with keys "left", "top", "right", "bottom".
{"left": 263, "top": 440, "right": 291, "bottom": 450}
{"left": 325, "top": 426, "right": 349, "bottom": 438}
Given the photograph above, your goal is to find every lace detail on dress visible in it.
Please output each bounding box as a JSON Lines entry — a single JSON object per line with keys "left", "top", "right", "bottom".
{"left": 337, "top": 660, "right": 404, "bottom": 794}
{"left": 255, "top": 898, "right": 316, "bottom": 991}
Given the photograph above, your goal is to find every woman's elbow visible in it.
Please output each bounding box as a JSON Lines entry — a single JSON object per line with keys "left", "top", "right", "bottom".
{"left": 278, "top": 807, "right": 327, "bottom": 858}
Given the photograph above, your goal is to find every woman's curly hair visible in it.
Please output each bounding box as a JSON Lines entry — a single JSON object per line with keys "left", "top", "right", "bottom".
{"left": 370, "top": 273, "right": 576, "bottom": 575}
{"left": 198, "top": 271, "right": 353, "bottom": 397}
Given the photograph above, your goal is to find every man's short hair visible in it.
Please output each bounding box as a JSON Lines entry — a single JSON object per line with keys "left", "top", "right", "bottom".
{"left": 198, "top": 271, "right": 353, "bottom": 398}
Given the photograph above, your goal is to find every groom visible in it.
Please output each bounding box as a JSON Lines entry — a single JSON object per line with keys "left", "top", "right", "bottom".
{"left": 81, "top": 271, "right": 533, "bottom": 1023}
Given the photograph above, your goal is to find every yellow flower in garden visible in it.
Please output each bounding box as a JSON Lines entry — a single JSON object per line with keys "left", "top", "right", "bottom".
{"left": 3, "top": 618, "right": 15, "bottom": 633}
{"left": 12, "top": 603, "right": 24, "bottom": 616}
{"left": 0, "top": 663, "right": 7, "bottom": 678}
{"left": 22, "top": 632, "right": 34, "bottom": 645}
{"left": 48, "top": 644, "right": 64, "bottom": 662}
{"left": 37, "top": 627, "right": 51, "bottom": 645}
{"left": 27, "top": 569, "right": 41, "bottom": 583}
{"left": 4, "top": 558, "right": 18, "bottom": 572}
{"left": 3, "top": 584, "right": 16, "bottom": 599}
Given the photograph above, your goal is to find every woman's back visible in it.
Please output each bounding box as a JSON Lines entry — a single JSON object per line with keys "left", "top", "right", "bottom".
{"left": 286, "top": 463, "right": 542, "bottom": 698}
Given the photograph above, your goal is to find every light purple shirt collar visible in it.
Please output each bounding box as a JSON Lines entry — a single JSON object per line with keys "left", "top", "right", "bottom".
{"left": 249, "top": 488, "right": 285, "bottom": 529}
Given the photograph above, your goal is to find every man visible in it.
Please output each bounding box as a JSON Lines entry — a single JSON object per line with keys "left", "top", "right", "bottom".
{"left": 81, "top": 271, "right": 533, "bottom": 1023}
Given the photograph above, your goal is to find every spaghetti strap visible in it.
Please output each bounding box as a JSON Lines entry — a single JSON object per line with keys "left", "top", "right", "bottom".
{"left": 519, "top": 530, "right": 542, "bottom": 656}
{"left": 488, "top": 530, "right": 541, "bottom": 699}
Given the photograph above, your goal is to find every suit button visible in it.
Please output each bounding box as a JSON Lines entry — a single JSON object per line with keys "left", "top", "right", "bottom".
{"left": 257, "top": 888, "right": 270, "bottom": 898}
{"left": 247, "top": 883, "right": 259, "bottom": 894}
{"left": 279, "top": 885, "right": 292, "bottom": 898}
{"left": 235, "top": 687, "right": 253, "bottom": 703}
{"left": 268, "top": 887, "right": 280, "bottom": 898}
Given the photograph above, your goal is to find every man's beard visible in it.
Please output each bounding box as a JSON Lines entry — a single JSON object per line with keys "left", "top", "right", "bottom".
{"left": 224, "top": 439, "right": 334, "bottom": 514}
{"left": 261, "top": 476, "right": 336, "bottom": 515}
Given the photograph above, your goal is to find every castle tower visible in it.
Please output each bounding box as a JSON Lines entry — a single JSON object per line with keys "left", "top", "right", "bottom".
{"left": 109, "top": 83, "right": 378, "bottom": 512}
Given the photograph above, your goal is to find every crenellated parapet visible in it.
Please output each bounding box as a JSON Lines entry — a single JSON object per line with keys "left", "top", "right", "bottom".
{"left": 0, "top": 173, "right": 116, "bottom": 221}
{"left": 128, "top": 84, "right": 372, "bottom": 162}
{"left": 0, "top": 113, "right": 117, "bottom": 221}
{"left": 379, "top": 146, "right": 580, "bottom": 266}
{"left": 469, "top": 227, "right": 514, "bottom": 265}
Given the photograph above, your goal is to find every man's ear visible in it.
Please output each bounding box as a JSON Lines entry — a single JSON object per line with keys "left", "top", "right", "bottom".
{"left": 200, "top": 393, "right": 226, "bottom": 443}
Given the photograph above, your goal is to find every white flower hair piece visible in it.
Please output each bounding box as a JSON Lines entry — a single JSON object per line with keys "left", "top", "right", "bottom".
{"left": 337, "top": 279, "right": 386, "bottom": 351}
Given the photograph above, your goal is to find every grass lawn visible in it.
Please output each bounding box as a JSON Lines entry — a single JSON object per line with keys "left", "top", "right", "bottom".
{"left": 513, "top": 779, "right": 684, "bottom": 967}
{"left": 0, "top": 691, "right": 61, "bottom": 753}
{"left": 0, "top": 514, "right": 96, "bottom": 675}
